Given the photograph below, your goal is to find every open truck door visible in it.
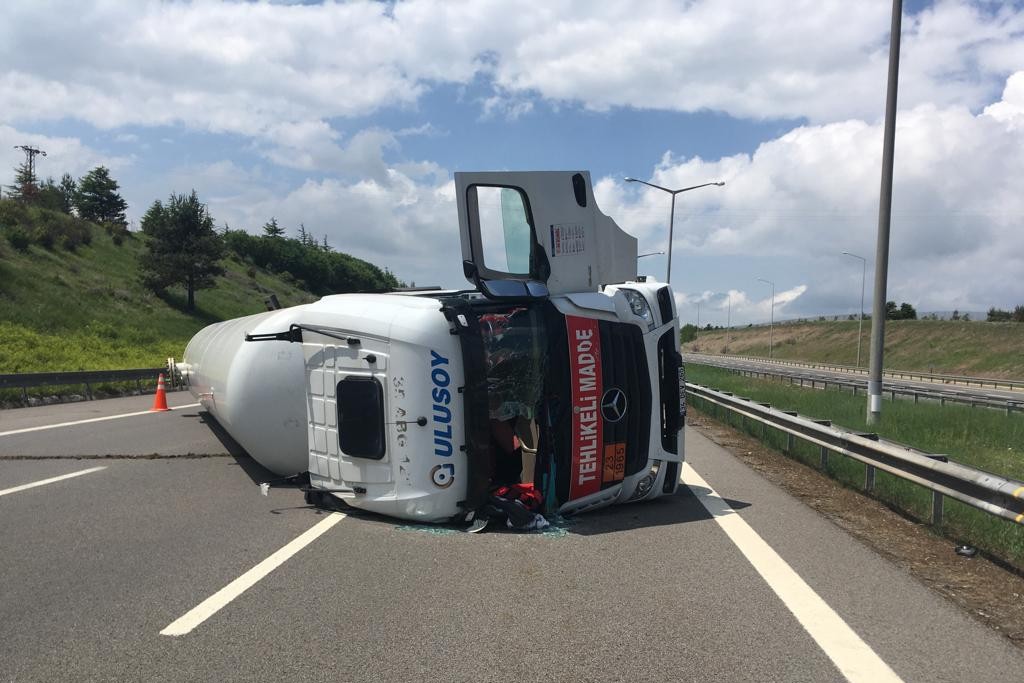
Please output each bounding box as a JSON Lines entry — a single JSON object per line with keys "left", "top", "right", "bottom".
{"left": 455, "top": 171, "right": 638, "bottom": 297}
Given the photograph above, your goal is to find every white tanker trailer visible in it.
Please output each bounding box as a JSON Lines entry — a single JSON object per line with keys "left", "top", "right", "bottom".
{"left": 177, "top": 171, "right": 685, "bottom": 524}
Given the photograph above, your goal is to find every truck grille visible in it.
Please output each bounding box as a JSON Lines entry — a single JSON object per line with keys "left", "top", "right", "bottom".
{"left": 599, "top": 320, "right": 651, "bottom": 477}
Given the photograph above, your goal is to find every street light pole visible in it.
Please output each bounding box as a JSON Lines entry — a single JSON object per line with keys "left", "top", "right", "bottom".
{"left": 696, "top": 301, "right": 701, "bottom": 328}
{"left": 637, "top": 251, "right": 665, "bottom": 259}
{"left": 624, "top": 177, "right": 725, "bottom": 283}
{"left": 842, "top": 251, "right": 867, "bottom": 368}
{"left": 868, "top": 0, "right": 903, "bottom": 425}
{"left": 757, "top": 278, "right": 775, "bottom": 360}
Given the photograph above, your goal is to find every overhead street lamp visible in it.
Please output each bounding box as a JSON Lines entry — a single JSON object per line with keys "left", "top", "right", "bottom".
{"left": 757, "top": 278, "right": 775, "bottom": 360}
{"left": 637, "top": 251, "right": 665, "bottom": 259}
{"left": 842, "top": 251, "right": 867, "bottom": 368}
{"left": 624, "top": 177, "right": 724, "bottom": 283}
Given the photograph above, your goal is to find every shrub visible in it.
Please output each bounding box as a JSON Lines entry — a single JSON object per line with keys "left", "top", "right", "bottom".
{"left": 5, "top": 226, "right": 31, "bottom": 251}
{"left": 0, "top": 200, "right": 29, "bottom": 229}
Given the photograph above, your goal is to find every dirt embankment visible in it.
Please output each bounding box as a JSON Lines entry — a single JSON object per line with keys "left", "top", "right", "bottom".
{"left": 684, "top": 320, "right": 1024, "bottom": 378}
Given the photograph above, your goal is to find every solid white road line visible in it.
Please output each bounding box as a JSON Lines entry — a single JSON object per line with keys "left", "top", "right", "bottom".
{"left": 160, "top": 512, "right": 346, "bottom": 636}
{"left": 681, "top": 462, "right": 903, "bottom": 683}
{"left": 0, "top": 403, "right": 201, "bottom": 438}
{"left": 0, "top": 466, "right": 107, "bottom": 497}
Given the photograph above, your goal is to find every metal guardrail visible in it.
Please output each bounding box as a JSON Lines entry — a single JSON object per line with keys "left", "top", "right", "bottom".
{"left": 685, "top": 382, "right": 1024, "bottom": 527}
{"left": 0, "top": 368, "right": 165, "bottom": 402}
{"left": 695, "top": 353, "right": 1024, "bottom": 392}
{"left": 721, "top": 364, "right": 1022, "bottom": 416}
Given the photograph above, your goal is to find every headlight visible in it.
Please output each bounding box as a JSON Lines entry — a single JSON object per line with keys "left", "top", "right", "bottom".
{"left": 628, "top": 460, "right": 662, "bottom": 501}
{"left": 621, "top": 289, "right": 656, "bottom": 331}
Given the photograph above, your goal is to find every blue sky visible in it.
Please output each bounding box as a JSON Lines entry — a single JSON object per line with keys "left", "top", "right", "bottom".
{"left": 2, "top": 0, "right": 1023, "bottom": 325}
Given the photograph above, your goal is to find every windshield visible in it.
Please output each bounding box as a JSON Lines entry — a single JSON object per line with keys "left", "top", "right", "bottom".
{"left": 479, "top": 307, "right": 548, "bottom": 422}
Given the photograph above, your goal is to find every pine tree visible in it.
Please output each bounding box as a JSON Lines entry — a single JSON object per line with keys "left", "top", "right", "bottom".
{"left": 6, "top": 161, "right": 38, "bottom": 202}
{"left": 262, "top": 217, "right": 284, "bottom": 237}
{"left": 139, "top": 190, "right": 226, "bottom": 311}
{"left": 59, "top": 173, "right": 77, "bottom": 214}
{"left": 74, "top": 166, "right": 128, "bottom": 224}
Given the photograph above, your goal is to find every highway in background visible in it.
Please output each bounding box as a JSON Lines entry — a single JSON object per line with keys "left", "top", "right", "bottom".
{"left": 686, "top": 352, "right": 1024, "bottom": 409}
{"left": 2, "top": 395, "right": 1022, "bottom": 681}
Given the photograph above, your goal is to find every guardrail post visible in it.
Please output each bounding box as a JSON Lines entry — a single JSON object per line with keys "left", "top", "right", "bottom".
{"left": 819, "top": 446, "right": 828, "bottom": 468}
{"left": 864, "top": 465, "right": 876, "bottom": 492}
{"left": 84, "top": 382, "right": 93, "bottom": 401}
{"left": 913, "top": 392, "right": 918, "bottom": 404}
{"left": 931, "top": 491, "right": 944, "bottom": 526}
{"left": 22, "top": 386, "right": 29, "bottom": 403}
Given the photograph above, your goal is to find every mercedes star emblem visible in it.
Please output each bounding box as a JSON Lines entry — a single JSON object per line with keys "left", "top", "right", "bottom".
{"left": 601, "top": 388, "right": 628, "bottom": 423}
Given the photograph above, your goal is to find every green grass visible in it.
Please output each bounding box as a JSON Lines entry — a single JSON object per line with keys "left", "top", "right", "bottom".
{"left": 686, "top": 362, "right": 1024, "bottom": 569}
{"left": 0, "top": 218, "right": 317, "bottom": 402}
{"left": 686, "top": 319, "right": 1024, "bottom": 378}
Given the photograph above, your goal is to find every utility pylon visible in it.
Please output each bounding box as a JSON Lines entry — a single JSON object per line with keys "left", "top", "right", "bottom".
{"left": 13, "top": 145, "right": 47, "bottom": 180}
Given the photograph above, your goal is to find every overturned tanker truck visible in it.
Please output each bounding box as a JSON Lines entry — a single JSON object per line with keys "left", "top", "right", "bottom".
{"left": 175, "top": 171, "right": 685, "bottom": 524}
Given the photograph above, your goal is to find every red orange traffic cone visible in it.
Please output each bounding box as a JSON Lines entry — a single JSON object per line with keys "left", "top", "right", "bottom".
{"left": 150, "top": 373, "right": 170, "bottom": 412}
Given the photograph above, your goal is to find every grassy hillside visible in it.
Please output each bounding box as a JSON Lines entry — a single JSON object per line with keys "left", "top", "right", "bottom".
{"left": 0, "top": 215, "right": 316, "bottom": 373}
{"left": 684, "top": 319, "right": 1024, "bottom": 378}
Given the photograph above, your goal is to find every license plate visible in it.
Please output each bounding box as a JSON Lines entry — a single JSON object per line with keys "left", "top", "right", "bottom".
{"left": 678, "top": 366, "right": 686, "bottom": 417}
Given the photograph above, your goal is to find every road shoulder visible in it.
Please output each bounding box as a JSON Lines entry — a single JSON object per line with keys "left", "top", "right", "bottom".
{"left": 687, "top": 408, "right": 1024, "bottom": 649}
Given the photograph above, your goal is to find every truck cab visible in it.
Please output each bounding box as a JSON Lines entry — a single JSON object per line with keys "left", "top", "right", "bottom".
{"left": 178, "top": 171, "right": 684, "bottom": 523}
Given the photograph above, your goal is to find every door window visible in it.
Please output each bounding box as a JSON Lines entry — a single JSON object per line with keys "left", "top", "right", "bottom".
{"left": 471, "top": 186, "right": 533, "bottom": 276}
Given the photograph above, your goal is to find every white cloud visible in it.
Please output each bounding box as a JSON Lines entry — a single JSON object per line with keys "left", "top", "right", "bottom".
{"left": 605, "top": 71, "right": 1024, "bottom": 316}
{"left": 676, "top": 286, "right": 808, "bottom": 327}
{"left": 172, "top": 162, "right": 460, "bottom": 288}
{"left": 0, "top": 125, "right": 131, "bottom": 185}
{"left": 983, "top": 71, "right": 1024, "bottom": 128}
{"left": 129, "top": 68, "right": 1023, "bottom": 309}
{"left": 3, "top": 1, "right": 1019, "bottom": 312}
{"left": 2, "top": 1, "right": 1021, "bottom": 163}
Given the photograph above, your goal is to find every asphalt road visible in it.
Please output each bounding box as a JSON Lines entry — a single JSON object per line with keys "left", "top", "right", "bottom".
{"left": 2, "top": 395, "right": 1022, "bottom": 681}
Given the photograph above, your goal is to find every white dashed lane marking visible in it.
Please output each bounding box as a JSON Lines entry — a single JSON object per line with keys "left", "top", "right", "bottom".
{"left": 0, "top": 466, "right": 107, "bottom": 497}
{"left": 160, "top": 512, "right": 346, "bottom": 636}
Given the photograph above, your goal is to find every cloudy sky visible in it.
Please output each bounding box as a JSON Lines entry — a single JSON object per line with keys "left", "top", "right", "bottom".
{"left": 2, "top": 0, "right": 1022, "bottom": 325}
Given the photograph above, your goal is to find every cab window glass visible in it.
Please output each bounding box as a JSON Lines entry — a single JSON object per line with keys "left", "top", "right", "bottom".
{"left": 337, "top": 377, "right": 385, "bottom": 459}
{"left": 473, "top": 186, "right": 532, "bottom": 275}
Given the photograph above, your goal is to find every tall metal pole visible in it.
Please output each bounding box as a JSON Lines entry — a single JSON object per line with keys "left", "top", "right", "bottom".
{"left": 843, "top": 251, "right": 867, "bottom": 367}
{"left": 624, "top": 178, "right": 724, "bottom": 284}
{"left": 696, "top": 300, "right": 701, "bottom": 328}
{"left": 757, "top": 278, "right": 775, "bottom": 360}
{"left": 667, "top": 193, "right": 677, "bottom": 283}
{"left": 867, "top": 0, "right": 903, "bottom": 425}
